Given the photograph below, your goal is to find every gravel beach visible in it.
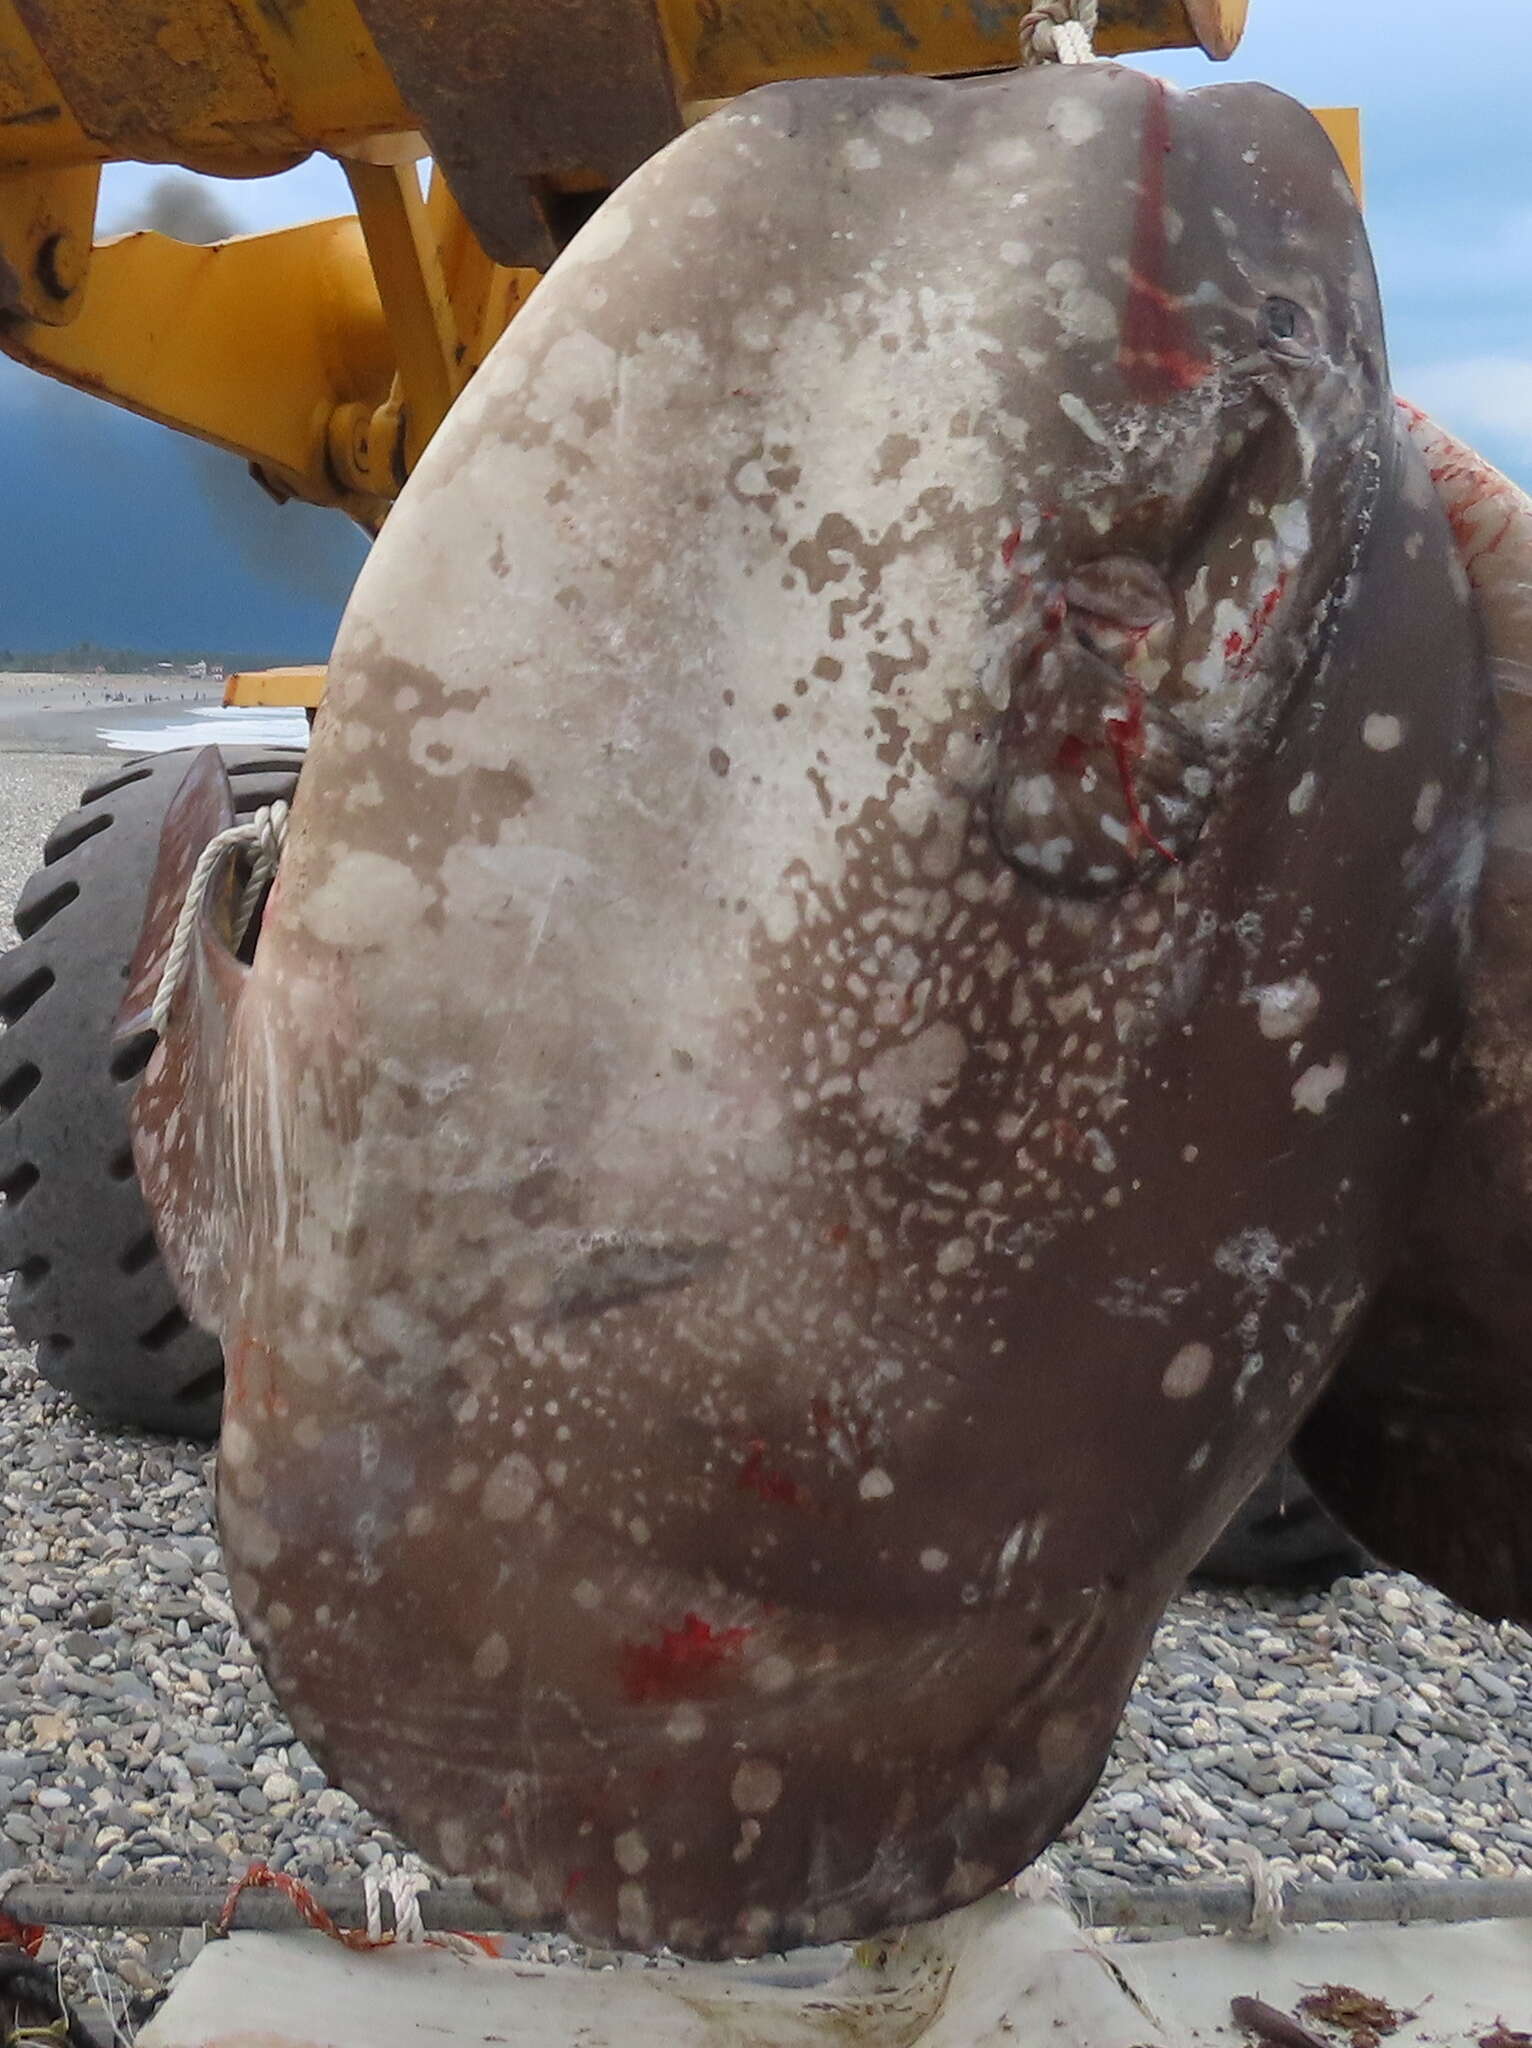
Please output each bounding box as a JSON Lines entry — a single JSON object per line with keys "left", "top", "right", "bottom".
{"left": 0, "top": 715, "right": 1529, "bottom": 2031}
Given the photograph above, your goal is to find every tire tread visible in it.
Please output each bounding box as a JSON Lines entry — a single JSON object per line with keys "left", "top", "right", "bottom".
{"left": 0, "top": 745, "right": 303, "bottom": 1437}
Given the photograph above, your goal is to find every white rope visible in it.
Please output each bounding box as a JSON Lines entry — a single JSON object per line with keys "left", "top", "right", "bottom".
{"left": 360, "top": 1857, "right": 485, "bottom": 1961}
{"left": 1019, "top": 0, "right": 1098, "bottom": 65}
{"left": 150, "top": 801, "right": 288, "bottom": 1038}
{"left": 363, "top": 1858, "right": 429, "bottom": 1945}
{"left": 1229, "top": 1841, "right": 1289, "bottom": 1941}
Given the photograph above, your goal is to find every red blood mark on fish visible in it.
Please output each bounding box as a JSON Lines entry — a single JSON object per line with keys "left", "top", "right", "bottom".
{"left": 1001, "top": 530, "right": 1022, "bottom": 566}
{"left": 1105, "top": 684, "right": 1178, "bottom": 864}
{"left": 738, "top": 1439, "right": 809, "bottom": 1509}
{"left": 1400, "top": 398, "right": 1520, "bottom": 564}
{"left": 226, "top": 1334, "right": 280, "bottom": 1420}
{"left": 1119, "top": 80, "right": 1211, "bottom": 401}
{"left": 562, "top": 1867, "right": 588, "bottom": 1902}
{"left": 1054, "top": 733, "right": 1090, "bottom": 778}
{"left": 618, "top": 1614, "right": 752, "bottom": 1703}
{"left": 1223, "top": 575, "right": 1290, "bottom": 668}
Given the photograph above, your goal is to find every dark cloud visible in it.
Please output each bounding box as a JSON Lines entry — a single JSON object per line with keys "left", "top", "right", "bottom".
{"left": 123, "top": 176, "right": 370, "bottom": 615}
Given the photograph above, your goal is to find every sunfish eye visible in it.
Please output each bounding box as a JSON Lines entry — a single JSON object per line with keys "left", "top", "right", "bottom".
{"left": 1258, "top": 295, "right": 1317, "bottom": 359}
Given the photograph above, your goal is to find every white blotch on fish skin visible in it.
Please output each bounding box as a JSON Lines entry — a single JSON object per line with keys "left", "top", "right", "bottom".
{"left": 1051, "top": 98, "right": 1104, "bottom": 145}
{"left": 1363, "top": 713, "right": 1404, "bottom": 752}
{"left": 481, "top": 1453, "right": 540, "bottom": 1522}
{"left": 404, "top": 1504, "right": 434, "bottom": 1538}
{"left": 223, "top": 1418, "right": 255, "bottom": 1467}
{"left": 222, "top": 1499, "right": 281, "bottom": 1568}
{"left": 572, "top": 1579, "right": 601, "bottom": 1610}
{"left": 473, "top": 1632, "right": 510, "bottom": 1680}
{"left": 1215, "top": 1229, "right": 1286, "bottom": 1292}
{"left": 1058, "top": 392, "right": 1111, "bottom": 447}
{"left": 1043, "top": 259, "right": 1118, "bottom": 344}
{"left": 560, "top": 201, "right": 631, "bottom": 268}
{"left": 752, "top": 1654, "right": 796, "bottom": 1694}
{"left": 858, "top": 1021, "right": 966, "bottom": 1139}
{"left": 920, "top": 1548, "right": 950, "bottom": 1574}
{"left": 731, "top": 1759, "right": 784, "bottom": 1814}
{"left": 1293, "top": 1058, "right": 1348, "bottom": 1114}
{"left": 301, "top": 850, "right": 434, "bottom": 947}
{"left": 267, "top": 1602, "right": 292, "bottom": 1632}
{"left": 614, "top": 1830, "right": 650, "bottom": 1876}
{"left": 738, "top": 1905, "right": 776, "bottom": 1945}
{"left": 859, "top": 1467, "right": 895, "bottom": 1501}
{"left": 1414, "top": 781, "right": 1443, "bottom": 832}
{"left": 438, "top": 1818, "right": 469, "bottom": 1870}
{"left": 842, "top": 137, "right": 881, "bottom": 170}
{"left": 617, "top": 1882, "right": 653, "bottom": 1946}
{"left": 1186, "top": 1442, "right": 1211, "bottom": 1472}
{"left": 1255, "top": 976, "right": 1320, "bottom": 1041}
{"left": 936, "top": 1236, "right": 976, "bottom": 1275}
{"left": 994, "top": 1520, "right": 1032, "bottom": 1597}
{"left": 1288, "top": 772, "right": 1317, "bottom": 816}
{"left": 667, "top": 1704, "right": 706, "bottom": 1744}
{"left": 873, "top": 101, "right": 934, "bottom": 143}
{"left": 1163, "top": 1343, "right": 1214, "bottom": 1399}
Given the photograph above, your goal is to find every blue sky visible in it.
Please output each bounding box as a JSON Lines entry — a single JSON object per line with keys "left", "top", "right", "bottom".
{"left": 2, "top": 0, "right": 1529, "bottom": 658}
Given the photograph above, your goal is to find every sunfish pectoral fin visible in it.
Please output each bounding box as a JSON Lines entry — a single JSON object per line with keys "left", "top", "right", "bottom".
{"left": 116, "top": 746, "right": 239, "bottom": 1042}
{"left": 1292, "top": 1284, "right": 1532, "bottom": 1626}
{"left": 116, "top": 746, "right": 250, "bottom": 1335}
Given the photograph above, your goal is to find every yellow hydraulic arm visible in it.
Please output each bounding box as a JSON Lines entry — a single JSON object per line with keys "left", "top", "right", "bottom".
{"left": 0, "top": 2, "right": 1250, "bottom": 528}
{"left": 0, "top": 2, "right": 1364, "bottom": 710}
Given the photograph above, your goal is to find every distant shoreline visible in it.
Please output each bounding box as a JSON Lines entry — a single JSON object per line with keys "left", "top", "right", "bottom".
{"left": 0, "top": 670, "right": 225, "bottom": 707}
{"left": 0, "top": 670, "right": 236, "bottom": 757}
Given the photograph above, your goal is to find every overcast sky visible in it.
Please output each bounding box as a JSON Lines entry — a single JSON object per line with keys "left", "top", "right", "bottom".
{"left": 1, "top": 0, "right": 1528, "bottom": 658}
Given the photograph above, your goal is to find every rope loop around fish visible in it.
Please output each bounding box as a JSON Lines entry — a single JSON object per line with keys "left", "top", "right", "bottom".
{"left": 150, "top": 801, "right": 288, "bottom": 1038}
{"left": 1019, "top": 0, "right": 1098, "bottom": 65}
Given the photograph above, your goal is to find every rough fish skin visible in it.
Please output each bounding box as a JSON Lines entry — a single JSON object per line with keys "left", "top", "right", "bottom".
{"left": 126, "top": 65, "right": 1488, "bottom": 1956}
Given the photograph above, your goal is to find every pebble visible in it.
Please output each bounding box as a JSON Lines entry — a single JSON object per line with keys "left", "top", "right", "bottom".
{"left": 0, "top": 751, "right": 1529, "bottom": 2016}
{"left": 1061, "top": 1577, "right": 1532, "bottom": 1893}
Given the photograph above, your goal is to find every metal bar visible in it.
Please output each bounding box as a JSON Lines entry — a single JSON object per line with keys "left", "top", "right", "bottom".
{"left": 343, "top": 160, "right": 459, "bottom": 462}
{"left": 1073, "top": 1876, "right": 1532, "bottom": 1934}
{"left": 3, "top": 1875, "right": 1530, "bottom": 1938}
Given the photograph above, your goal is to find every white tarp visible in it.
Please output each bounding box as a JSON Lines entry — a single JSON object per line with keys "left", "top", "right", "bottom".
{"left": 139, "top": 1883, "right": 1532, "bottom": 2047}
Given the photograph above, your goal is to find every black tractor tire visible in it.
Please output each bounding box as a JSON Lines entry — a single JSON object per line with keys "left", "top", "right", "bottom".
{"left": 1193, "top": 1454, "right": 1369, "bottom": 1589}
{"left": 0, "top": 746, "right": 304, "bottom": 1438}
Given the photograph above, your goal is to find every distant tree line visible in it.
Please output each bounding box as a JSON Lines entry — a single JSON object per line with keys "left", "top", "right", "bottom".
{"left": 0, "top": 642, "right": 289, "bottom": 673}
